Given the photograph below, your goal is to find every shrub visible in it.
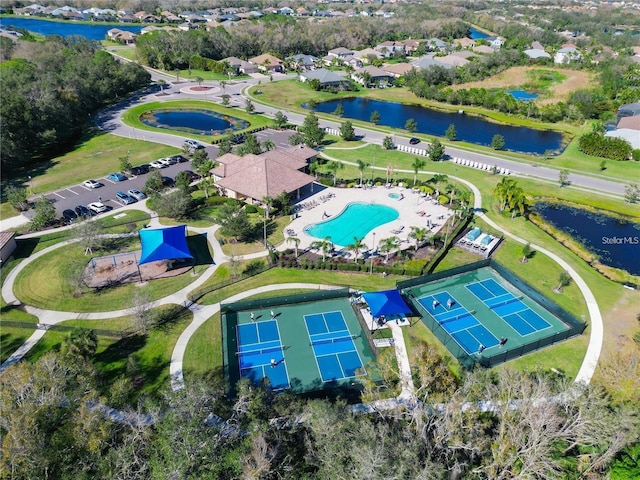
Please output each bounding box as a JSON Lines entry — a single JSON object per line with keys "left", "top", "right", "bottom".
{"left": 578, "top": 132, "right": 632, "bottom": 161}
{"left": 245, "top": 205, "right": 258, "bottom": 214}
{"left": 437, "top": 194, "right": 449, "bottom": 204}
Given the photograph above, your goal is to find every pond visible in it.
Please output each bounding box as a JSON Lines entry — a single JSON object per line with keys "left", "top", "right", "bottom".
{"left": 0, "top": 17, "right": 142, "bottom": 40}
{"left": 312, "top": 98, "right": 564, "bottom": 155}
{"left": 534, "top": 202, "right": 640, "bottom": 276}
{"left": 469, "top": 27, "right": 488, "bottom": 40}
{"left": 507, "top": 90, "right": 538, "bottom": 102}
{"left": 139, "top": 109, "right": 248, "bottom": 136}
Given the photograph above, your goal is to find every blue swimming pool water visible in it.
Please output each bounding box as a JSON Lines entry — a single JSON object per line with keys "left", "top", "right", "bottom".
{"left": 305, "top": 202, "right": 399, "bottom": 247}
{"left": 507, "top": 90, "right": 539, "bottom": 101}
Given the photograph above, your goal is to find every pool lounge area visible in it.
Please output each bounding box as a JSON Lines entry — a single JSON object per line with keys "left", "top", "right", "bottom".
{"left": 456, "top": 227, "right": 502, "bottom": 258}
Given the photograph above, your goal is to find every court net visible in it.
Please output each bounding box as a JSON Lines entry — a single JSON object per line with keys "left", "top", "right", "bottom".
{"left": 489, "top": 296, "right": 523, "bottom": 309}
{"left": 440, "top": 310, "right": 476, "bottom": 323}
{"left": 236, "top": 346, "right": 282, "bottom": 356}
{"left": 310, "top": 334, "right": 359, "bottom": 347}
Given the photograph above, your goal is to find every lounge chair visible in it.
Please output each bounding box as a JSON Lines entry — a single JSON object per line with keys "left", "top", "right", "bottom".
{"left": 391, "top": 226, "right": 405, "bottom": 234}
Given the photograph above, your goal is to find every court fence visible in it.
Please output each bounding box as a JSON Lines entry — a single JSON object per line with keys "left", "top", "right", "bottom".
{"left": 399, "top": 259, "right": 586, "bottom": 370}
{"left": 220, "top": 287, "right": 350, "bottom": 313}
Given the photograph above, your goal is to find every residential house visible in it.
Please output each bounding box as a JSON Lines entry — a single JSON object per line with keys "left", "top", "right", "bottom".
{"left": 211, "top": 148, "right": 316, "bottom": 204}
{"left": 605, "top": 117, "right": 640, "bottom": 150}
{"left": 524, "top": 48, "right": 551, "bottom": 60}
{"left": 107, "top": 28, "right": 137, "bottom": 44}
{"left": 134, "top": 11, "right": 160, "bottom": 23}
{"left": 141, "top": 25, "right": 180, "bottom": 34}
{"left": 328, "top": 47, "right": 355, "bottom": 59}
{"left": 436, "top": 55, "right": 470, "bottom": 68}
{"left": 401, "top": 39, "right": 422, "bottom": 54}
{"left": 486, "top": 36, "right": 505, "bottom": 49}
{"left": 412, "top": 55, "right": 453, "bottom": 70}
{"left": 617, "top": 102, "right": 640, "bottom": 121}
{"left": 454, "top": 37, "right": 475, "bottom": 49}
{"left": 299, "top": 68, "right": 351, "bottom": 89}
{"left": 426, "top": 38, "right": 448, "bottom": 52}
{"left": 161, "top": 10, "right": 182, "bottom": 23}
{"left": 380, "top": 63, "right": 415, "bottom": 78}
{"left": 279, "top": 7, "right": 294, "bottom": 15}
{"left": 343, "top": 55, "right": 363, "bottom": 68}
{"left": 354, "top": 48, "right": 383, "bottom": 63}
{"left": 287, "top": 54, "right": 320, "bottom": 70}
{"left": 554, "top": 46, "right": 582, "bottom": 64}
{"left": 374, "top": 41, "right": 406, "bottom": 58}
{"left": 473, "top": 45, "right": 495, "bottom": 54}
{"left": 296, "top": 7, "right": 310, "bottom": 16}
{"left": 223, "top": 57, "right": 258, "bottom": 75}
{"left": 353, "top": 65, "right": 394, "bottom": 87}
{"left": 0, "top": 232, "right": 17, "bottom": 264}
{"left": 249, "top": 54, "right": 284, "bottom": 73}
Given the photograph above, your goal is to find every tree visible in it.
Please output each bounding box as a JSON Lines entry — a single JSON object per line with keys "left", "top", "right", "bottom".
{"left": 130, "top": 289, "right": 154, "bottom": 334}
{"left": 300, "top": 112, "right": 325, "bottom": 147}
{"left": 405, "top": 118, "right": 417, "bottom": 132}
{"left": 288, "top": 131, "right": 306, "bottom": 146}
{"left": 408, "top": 226, "right": 431, "bottom": 251}
{"left": 144, "top": 169, "right": 164, "bottom": 195}
{"left": 382, "top": 136, "right": 395, "bottom": 150}
{"left": 339, "top": 120, "right": 356, "bottom": 141}
{"left": 493, "top": 177, "right": 526, "bottom": 216}
{"left": 214, "top": 201, "right": 253, "bottom": 241}
{"left": 426, "top": 139, "right": 445, "bottom": 162}
{"left": 60, "top": 328, "right": 98, "bottom": 362}
{"left": 379, "top": 236, "right": 398, "bottom": 262}
{"left": 194, "top": 76, "right": 203, "bottom": 88}
{"left": 73, "top": 217, "right": 104, "bottom": 255}
{"left": 119, "top": 154, "right": 132, "bottom": 174}
{"left": 286, "top": 236, "right": 300, "bottom": 258}
{"left": 370, "top": 110, "right": 381, "bottom": 124}
{"left": 174, "top": 171, "right": 192, "bottom": 192}
{"left": 555, "top": 271, "right": 571, "bottom": 292}
{"left": 625, "top": 183, "right": 640, "bottom": 203}
{"left": 326, "top": 160, "right": 344, "bottom": 186}
{"left": 356, "top": 159, "right": 370, "bottom": 186}
{"left": 559, "top": 169, "right": 570, "bottom": 187}
{"left": 333, "top": 102, "right": 344, "bottom": 117}
{"left": 157, "top": 79, "right": 166, "bottom": 93}
{"left": 346, "top": 237, "right": 366, "bottom": 263}
{"left": 445, "top": 123, "right": 457, "bottom": 141}
{"left": 311, "top": 237, "right": 333, "bottom": 261}
{"left": 273, "top": 111, "right": 288, "bottom": 128}
{"left": 217, "top": 135, "right": 233, "bottom": 156}
{"left": 30, "top": 196, "right": 56, "bottom": 230}
{"left": 245, "top": 99, "right": 255, "bottom": 114}
{"left": 261, "top": 139, "right": 276, "bottom": 152}
{"left": 5, "top": 185, "right": 28, "bottom": 211}
{"left": 599, "top": 160, "right": 607, "bottom": 171}
{"left": 411, "top": 157, "right": 426, "bottom": 185}
{"left": 236, "top": 133, "right": 262, "bottom": 156}
{"left": 520, "top": 243, "right": 532, "bottom": 263}
{"left": 155, "top": 189, "right": 193, "bottom": 220}
{"left": 491, "top": 134, "right": 505, "bottom": 150}
{"left": 221, "top": 93, "right": 230, "bottom": 107}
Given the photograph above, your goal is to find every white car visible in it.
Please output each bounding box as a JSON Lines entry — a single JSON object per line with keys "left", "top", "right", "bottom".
{"left": 88, "top": 202, "right": 108, "bottom": 214}
{"left": 128, "top": 189, "right": 146, "bottom": 200}
{"left": 159, "top": 157, "right": 176, "bottom": 166}
{"left": 83, "top": 179, "right": 103, "bottom": 189}
{"left": 183, "top": 139, "right": 204, "bottom": 152}
{"left": 149, "top": 160, "right": 167, "bottom": 169}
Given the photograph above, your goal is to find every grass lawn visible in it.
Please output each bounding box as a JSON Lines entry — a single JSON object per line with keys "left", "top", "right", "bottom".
{"left": 0, "top": 306, "right": 38, "bottom": 363}
{"left": 216, "top": 215, "right": 290, "bottom": 256}
{"left": 183, "top": 315, "right": 222, "bottom": 383}
{"left": 24, "top": 305, "right": 192, "bottom": 401}
{"left": 121, "top": 100, "right": 271, "bottom": 144}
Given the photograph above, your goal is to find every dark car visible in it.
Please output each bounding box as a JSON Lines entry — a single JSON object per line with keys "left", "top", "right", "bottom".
{"left": 161, "top": 176, "right": 175, "bottom": 187}
{"left": 62, "top": 209, "right": 77, "bottom": 223}
{"left": 130, "top": 164, "right": 150, "bottom": 175}
{"left": 116, "top": 191, "right": 136, "bottom": 205}
{"left": 75, "top": 205, "right": 92, "bottom": 218}
{"left": 171, "top": 154, "right": 189, "bottom": 163}
{"left": 181, "top": 170, "right": 200, "bottom": 181}
{"left": 409, "top": 137, "right": 421, "bottom": 145}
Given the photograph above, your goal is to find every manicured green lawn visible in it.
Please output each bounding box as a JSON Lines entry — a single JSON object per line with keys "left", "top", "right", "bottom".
{"left": 121, "top": 100, "right": 272, "bottom": 144}
{"left": 0, "top": 310, "right": 38, "bottom": 363}
{"left": 183, "top": 315, "right": 222, "bottom": 383}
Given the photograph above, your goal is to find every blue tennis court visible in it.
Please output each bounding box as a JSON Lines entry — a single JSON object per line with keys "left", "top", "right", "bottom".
{"left": 417, "top": 291, "right": 499, "bottom": 354}
{"left": 236, "top": 320, "right": 290, "bottom": 390}
{"left": 304, "top": 311, "right": 366, "bottom": 382}
{"left": 466, "top": 279, "right": 551, "bottom": 336}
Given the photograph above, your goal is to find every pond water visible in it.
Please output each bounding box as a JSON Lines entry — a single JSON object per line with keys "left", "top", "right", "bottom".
{"left": 0, "top": 17, "right": 142, "bottom": 40}
{"left": 312, "top": 98, "right": 564, "bottom": 155}
{"left": 535, "top": 203, "right": 640, "bottom": 276}
{"left": 469, "top": 27, "right": 488, "bottom": 40}
{"left": 140, "top": 109, "right": 248, "bottom": 136}
{"left": 508, "top": 90, "right": 538, "bottom": 101}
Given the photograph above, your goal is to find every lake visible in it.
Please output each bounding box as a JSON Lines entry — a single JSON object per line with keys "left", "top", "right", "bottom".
{"left": 0, "top": 17, "right": 142, "bottom": 40}
{"left": 312, "top": 97, "right": 564, "bottom": 155}
{"left": 469, "top": 27, "right": 488, "bottom": 40}
{"left": 139, "top": 109, "right": 248, "bottom": 136}
{"left": 508, "top": 90, "right": 538, "bottom": 102}
{"left": 535, "top": 202, "right": 640, "bottom": 276}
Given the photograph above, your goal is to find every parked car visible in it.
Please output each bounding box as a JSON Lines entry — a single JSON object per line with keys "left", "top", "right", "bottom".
{"left": 130, "top": 164, "right": 150, "bottom": 175}
{"left": 183, "top": 139, "right": 204, "bottom": 151}
{"left": 170, "top": 154, "right": 189, "bottom": 163}
{"left": 116, "top": 191, "right": 136, "bottom": 205}
{"left": 127, "top": 189, "right": 146, "bottom": 200}
{"left": 181, "top": 170, "right": 200, "bottom": 181}
{"left": 108, "top": 172, "right": 127, "bottom": 182}
{"left": 161, "top": 176, "right": 175, "bottom": 187}
{"left": 149, "top": 160, "right": 167, "bottom": 169}
{"left": 160, "top": 156, "right": 176, "bottom": 166}
{"left": 83, "top": 179, "right": 103, "bottom": 189}
{"left": 409, "top": 137, "right": 421, "bottom": 145}
{"left": 75, "top": 205, "right": 92, "bottom": 218}
{"left": 88, "top": 202, "right": 108, "bottom": 214}
{"left": 62, "top": 209, "right": 77, "bottom": 223}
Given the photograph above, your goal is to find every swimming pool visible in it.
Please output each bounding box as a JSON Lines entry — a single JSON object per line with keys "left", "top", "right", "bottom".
{"left": 304, "top": 202, "right": 399, "bottom": 247}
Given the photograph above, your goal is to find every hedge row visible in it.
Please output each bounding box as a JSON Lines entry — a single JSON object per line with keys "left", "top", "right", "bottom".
{"left": 276, "top": 260, "right": 420, "bottom": 276}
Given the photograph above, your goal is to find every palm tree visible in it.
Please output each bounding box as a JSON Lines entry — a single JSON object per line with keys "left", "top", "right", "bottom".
{"left": 262, "top": 196, "right": 274, "bottom": 219}
{"left": 194, "top": 76, "right": 204, "bottom": 88}
{"left": 261, "top": 139, "right": 276, "bottom": 152}
{"left": 357, "top": 160, "right": 370, "bottom": 186}
{"left": 508, "top": 187, "right": 526, "bottom": 219}
{"left": 157, "top": 79, "right": 166, "bottom": 94}
{"left": 411, "top": 157, "right": 426, "bottom": 186}
{"left": 326, "top": 161, "right": 345, "bottom": 186}
{"left": 220, "top": 80, "right": 227, "bottom": 92}
{"left": 379, "top": 236, "right": 398, "bottom": 262}
{"left": 311, "top": 237, "right": 333, "bottom": 261}
{"left": 408, "top": 226, "right": 431, "bottom": 251}
{"left": 346, "top": 237, "right": 366, "bottom": 263}
{"left": 287, "top": 236, "right": 301, "bottom": 258}
{"left": 431, "top": 174, "right": 448, "bottom": 192}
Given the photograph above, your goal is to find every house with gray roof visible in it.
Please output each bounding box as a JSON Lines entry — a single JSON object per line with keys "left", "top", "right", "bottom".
{"left": 287, "top": 54, "right": 319, "bottom": 70}
{"left": 299, "top": 68, "right": 350, "bottom": 88}
{"left": 524, "top": 48, "right": 551, "bottom": 60}
{"left": 412, "top": 55, "right": 453, "bottom": 70}
{"left": 617, "top": 102, "right": 640, "bottom": 120}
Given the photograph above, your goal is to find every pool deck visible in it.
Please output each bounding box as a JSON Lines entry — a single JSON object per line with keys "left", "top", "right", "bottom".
{"left": 280, "top": 184, "right": 454, "bottom": 255}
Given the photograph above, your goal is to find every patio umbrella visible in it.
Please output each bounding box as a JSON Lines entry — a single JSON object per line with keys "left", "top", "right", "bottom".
{"left": 362, "top": 289, "right": 412, "bottom": 318}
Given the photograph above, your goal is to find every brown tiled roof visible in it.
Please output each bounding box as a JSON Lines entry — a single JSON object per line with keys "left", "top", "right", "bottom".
{"left": 381, "top": 63, "right": 414, "bottom": 76}
{"left": 618, "top": 116, "right": 640, "bottom": 131}
{"left": 0, "top": 231, "right": 15, "bottom": 249}
{"left": 249, "top": 53, "right": 283, "bottom": 67}
{"left": 262, "top": 145, "right": 317, "bottom": 168}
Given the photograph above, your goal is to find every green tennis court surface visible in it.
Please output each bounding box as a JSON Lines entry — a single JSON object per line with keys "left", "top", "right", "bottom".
{"left": 223, "top": 296, "right": 375, "bottom": 394}
{"left": 404, "top": 265, "right": 582, "bottom": 368}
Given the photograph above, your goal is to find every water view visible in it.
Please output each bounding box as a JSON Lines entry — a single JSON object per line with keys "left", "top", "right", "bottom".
{"left": 312, "top": 98, "right": 564, "bottom": 155}
{"left": 140, "top": 109, "right": 248, "bottom": 135}
{"left": 507, "top": 90, "right": 539, "bottom": 101}
{"left": 0, "top": 17, "right": 142, "bottom": 40}
{"left": 469, "top": 27, "right": 489, "bottom": 40}
{"left": 535, "top": 203, "right": 640, "bottom": 275}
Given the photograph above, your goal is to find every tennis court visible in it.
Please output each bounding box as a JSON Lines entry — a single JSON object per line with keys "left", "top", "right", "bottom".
{"left": 401, "top": 264, "right": 581, "bottom": 368}
{"left": 466, "top": 279, "right": 551, "bottom": 336}
{"left": 236, "top": 320, "right": 290, "bottom": 390}
{"left": 222, "top": 293, "right": 376, "bottom": 394}
{"left": 304, "top": 311, "right": 365, "bottom": 382}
